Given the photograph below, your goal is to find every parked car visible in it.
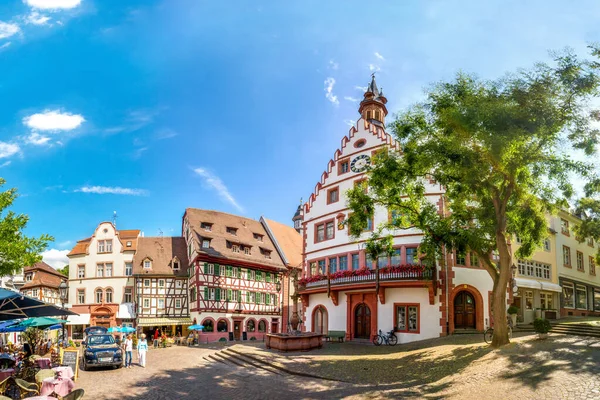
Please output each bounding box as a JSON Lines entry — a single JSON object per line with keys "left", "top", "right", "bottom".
{"left": 81, "top": 334, "right": 123, "bottom": 370}
{"left": 84, "top": 326, "right": 108, "bottom": 337}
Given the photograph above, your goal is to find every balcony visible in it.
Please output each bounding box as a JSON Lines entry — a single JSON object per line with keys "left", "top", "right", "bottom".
{"left": 298, "top": 265, "right": 436, "bottom": 306}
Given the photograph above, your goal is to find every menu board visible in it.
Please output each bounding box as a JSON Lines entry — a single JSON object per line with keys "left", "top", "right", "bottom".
{"left": 60, "top": 348, "right": 79, "bottom": 381}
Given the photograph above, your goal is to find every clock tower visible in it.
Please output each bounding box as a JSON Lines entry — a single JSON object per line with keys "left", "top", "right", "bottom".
{"left": 358, "top": 74, "right": 388, "bottom": 126}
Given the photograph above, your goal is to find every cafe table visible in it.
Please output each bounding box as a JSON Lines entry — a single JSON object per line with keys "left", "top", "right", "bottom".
{"left": 36, "top": 358, "right": 52, "bottom": 369}
{"left": 0, "top": 368, "right": 14, "bottom": 382}
{"left": 40, "top": 376, "right": 74, "bottom": 397}
{"left": 52, "top": 366, "right": 74, "bottom": 379}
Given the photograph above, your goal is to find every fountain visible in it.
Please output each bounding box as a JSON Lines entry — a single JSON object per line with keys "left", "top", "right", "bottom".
{"left": 266, "top": 269, "right": 323, "bottom": 352}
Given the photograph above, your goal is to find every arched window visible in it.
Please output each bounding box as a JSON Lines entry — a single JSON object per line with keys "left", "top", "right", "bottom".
{"left": 202, "top": 319, "right": 214, "bottom": 332}
{"left": 247, "top": 319, "right": 255, "bottom": 332}
{"left": 95, "top": 289, "right": 103, "bottom": 303}
{"left": 217, "top": 319, "right": 228, "bottom": 332}
{"left": 258, "top": 320, "right": 266, "bottom": 333}
{"left": 105, "top": 288, "right": 113, "bottom": 303}
{"left": 313, "top": 306, "right": 328, "bottom": 334}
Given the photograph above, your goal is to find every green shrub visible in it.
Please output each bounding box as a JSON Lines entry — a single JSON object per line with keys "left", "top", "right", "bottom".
{"left": 507, "top": 305, "right": 519, "bottom": 315}
{"left": 250, "top": 336, "right": 256, "bottom": 341}
{"left": 132, "top": 334, "right": 138, "bottom": 347}
{"left": 218, "top": 337, "right": 227, "bottom": 342}
{"left": 533, "top": 318, "right": 551, "bottom": 334}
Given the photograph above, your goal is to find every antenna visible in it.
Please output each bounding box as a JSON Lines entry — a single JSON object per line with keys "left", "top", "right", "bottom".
{"left": 113, "top": 211, "right": 118, "bottom": 227}
{"left": 158, "top": 229, "right": 163, "bottom": 237}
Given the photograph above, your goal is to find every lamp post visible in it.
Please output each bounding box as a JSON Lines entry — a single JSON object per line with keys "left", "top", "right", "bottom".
{"left": 58, "top": 280, "right": 69, "bottom": 343}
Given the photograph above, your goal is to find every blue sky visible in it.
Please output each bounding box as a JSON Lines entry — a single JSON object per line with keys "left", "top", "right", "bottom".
{"left": 1, "top": 0, "right": 599, "bottom": 268}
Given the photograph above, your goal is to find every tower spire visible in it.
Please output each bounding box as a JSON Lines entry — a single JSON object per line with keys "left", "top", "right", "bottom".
{"left": 359, "top": 75, "right": 388, "bottom": 125}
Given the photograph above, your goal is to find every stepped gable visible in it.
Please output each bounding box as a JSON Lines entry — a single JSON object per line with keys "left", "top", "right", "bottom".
{"left": 185, "top": 208, "right": 287, "bottom": 271}
{"left": 304, "top": 118, "right": 401, "bottom": 213}
{"left": 132, "top": 236, "right": 189, "bottom": 277}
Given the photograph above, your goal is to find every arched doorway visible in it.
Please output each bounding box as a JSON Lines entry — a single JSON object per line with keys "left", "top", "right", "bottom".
{"left": 354, "top": 303, "right": 371, "bottom": 339}
{"left": 313, "top": 306, "right": 328, "bottom": 334}
{"left": 454, "top": 291, "right": 476, "bottom": 329}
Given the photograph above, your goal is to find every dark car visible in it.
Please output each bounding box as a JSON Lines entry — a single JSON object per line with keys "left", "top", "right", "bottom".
{"left": 82, "top": 334, "right": 123, "bottom": 370}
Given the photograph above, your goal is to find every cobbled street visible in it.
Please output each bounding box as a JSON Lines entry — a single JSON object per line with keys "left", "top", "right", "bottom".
{"left": 77, "top": 334, "right": 600, "bottom": 399}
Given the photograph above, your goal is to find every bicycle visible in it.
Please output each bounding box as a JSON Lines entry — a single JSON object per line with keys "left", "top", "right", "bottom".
{"left": 373, "top": 329, "right": 398, "bottom": 346}
{"left": 483, "top": 318, "right": 513, "bottom": 344}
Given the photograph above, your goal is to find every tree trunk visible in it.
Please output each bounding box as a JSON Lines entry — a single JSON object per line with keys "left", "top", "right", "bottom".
{"left": 491, "top": 233, "right": 512, "bottom": 347}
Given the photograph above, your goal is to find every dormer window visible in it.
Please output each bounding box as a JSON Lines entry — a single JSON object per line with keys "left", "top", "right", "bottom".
{"left": 253, "top": 233, "right": 264, "bottom": 242}
{"left": 243, "top": 246, "right": 251, "bottom": 255}
{"left": 201, "top": 222, "right": 212, "bottom": 231}
{"left": 173, "top": 261, "right": 180, "bottom": 270}
{"left": 226, "top": 227, "right": 238, "bottom": 235}
{"left": 126, "top": 241, "right": 132, "bottom": 247}
{"left": 202, "top": 239, "right": 211, "bottom": 249}
{"left": 25, "top": 273, "right": 33, "bottom": 282}
{"left": 260, "top": 248, "right": 272, "bottom": 259}
{"left": 144, "top": 260, "right": 152, "bottom": 269}
{"left": 232, "top": 244, "right": 239, "bottom": 253}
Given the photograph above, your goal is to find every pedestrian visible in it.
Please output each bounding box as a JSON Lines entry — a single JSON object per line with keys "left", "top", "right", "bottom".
{"left": 153, "top": 328, "right": 159, "bottom": 348}
{"left": 123, "top": 334, "right": 133, "bottom": 368}
{"left": 137, "top": 333, "right": 148, "bottom": 368}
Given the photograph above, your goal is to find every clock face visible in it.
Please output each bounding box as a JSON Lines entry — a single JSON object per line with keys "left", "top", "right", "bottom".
{"left": 350, "top": 154, "right": 371, "bottom": 173}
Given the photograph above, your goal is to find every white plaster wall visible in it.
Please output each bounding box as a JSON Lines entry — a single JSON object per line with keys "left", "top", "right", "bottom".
{"left": 304, "top": 292, "right": 347, "bottom": 331}
{"left": 454, "top": 268, "right": 494, "bottom": 327}
{"left": 380, "top": 288, "right": 441, "bottom": 344}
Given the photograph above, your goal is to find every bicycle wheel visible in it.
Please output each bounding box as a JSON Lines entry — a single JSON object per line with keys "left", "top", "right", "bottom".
{"left": 484, "top": 328, "right": 493, "bottom": 344}
{"left": 372, "top": 335, "right": 383, "bottom": 346}
{"left": 388, "top": 334, "right": 398, "bottom": 346}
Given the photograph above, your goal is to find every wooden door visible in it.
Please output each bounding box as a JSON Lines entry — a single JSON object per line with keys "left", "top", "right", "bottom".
{"left": 454, "top": 291, "right": 475, "bottom": 329}
{"left": 233, "top": 321, "right": 241, "bottom": 340}
{"left": 354, "top": 303, "right": 371, "bottom": 339}
{"left": 270, "top": 321, "right": 278, "bottom": 334}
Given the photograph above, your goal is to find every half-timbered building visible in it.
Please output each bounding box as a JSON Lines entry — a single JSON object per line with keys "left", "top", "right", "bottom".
{"left": 133, "top": 237, "right": 191, "bottom": 337}
{"left": 20, "top": 261, "right": 67, "bottom": 305}
{"left": 184, "top": 209, "right": 288, "bottom": 341}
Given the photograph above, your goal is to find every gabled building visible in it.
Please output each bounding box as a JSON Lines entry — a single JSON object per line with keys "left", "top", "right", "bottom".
{"left": 66, "top": 222, "right": 140, "bottom": 340}
{"left": 183, "top": 209, "right": 288, "bottom": 341}
{"left": 20, "top": 261, "right": 67, "bottom": 305}
{"left": 132, "top": 236, "right": 191, "bottom": 337}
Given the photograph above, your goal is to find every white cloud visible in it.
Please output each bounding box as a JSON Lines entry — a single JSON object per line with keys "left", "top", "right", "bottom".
{"left": 324, "top": 77, "right": 339, "bottom": 106}
{"left": 328, "top": 60, "right": 339, "bottom": 70}
{"left": 355, "top": 86, "right": 368, "bottom": 92}
{"left": 26, "top": 12, "right": 51, "bottom": 25}
{"left": 0, "top": 142, "right": 20, "bottom": 159}
{"left": 374, "top": 52, "right": 385, "bottom": 61}
{"left": 0, "top": 22, "right": 20, "bottom": 39}
{"left": 0, "top": 161, "right": 11, "bottom": 168}
{"left": 132, "top": 147, "right": 148, "bottom": 159}
{"left": 344, "top": 96, "right": 359, "bottom": 103}
{"left": 23, "top": 110, "right": 85, "bottom": 131}
{"left": 76, "top": 186, "right": 149, "bottom": 196}
{"left": 154, "top": 128, "right": 177, "bottom": 140}
{"left": 24, "top": 0, "right": 82, "bottom": 10}
{"left": 41, "top": 249, "right": 69, "bottom": 269}
{"left": 344, "top": 119, "right": 356, "bottom": 127}
{"left": 26, "top": 132, "right": 51, "bottom": 146}
{"left": 0, "top": 42, "right": 11, "bottom": 50}
{"left": 193, "top": 168, "right": 244, "bottom": 213}
{"left": 369, "top": 64, "right": 381, "bottom": 72}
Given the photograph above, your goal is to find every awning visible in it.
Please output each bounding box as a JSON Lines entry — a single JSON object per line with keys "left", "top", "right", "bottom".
{"left": 515, "top": 278, "right": 563, "bottom": 293}
{"left": 66, "top": 313, "right": 90, "bottom": 326}
{"left": 117, "top": 303, "right": 136, "bottom": 319}
{"left": 137, "top": 317, "right": 193, "bottom": 327}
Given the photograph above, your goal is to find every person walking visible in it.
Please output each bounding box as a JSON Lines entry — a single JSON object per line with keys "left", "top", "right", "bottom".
{"left": 123, "top": 334, "right": 133, "bottom": 368}
{"left": 137, "top": 333, "right": 148, "bottom": 368}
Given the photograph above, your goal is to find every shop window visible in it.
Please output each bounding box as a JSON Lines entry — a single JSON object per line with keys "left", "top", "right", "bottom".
{"left": 217, "top": 319, "right": 228, "bottom": 332}
{"left": 576, "top": 285, "right": 587, "bottom": 310}
{"left": 525, "top": 291, "right": 533, "bottom": 310}
{"left": 394, "top": 304, "right": 419, "bottom": 333}
{"left": 258, "top": 320, "right": 267, "bottom": 332}
{"left": 563, "top": 282, "right": 575, "bottom": 308}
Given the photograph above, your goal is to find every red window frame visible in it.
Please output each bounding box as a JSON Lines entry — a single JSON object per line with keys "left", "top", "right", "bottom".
{"left": 314, "top": 219, "right": 335, "bottom": 243}
{"left": 393, "top": 303, "right": 420, "bottom": 334}
{"left": 327, "top": 186, "right": 339, "bottom": 205}
{"left": 338, "top": 158, "right": 350, "bottom": 175}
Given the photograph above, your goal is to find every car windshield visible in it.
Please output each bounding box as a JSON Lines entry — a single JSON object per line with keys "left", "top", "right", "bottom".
{"left": 87, "top": 335, "right": 115, "bottom": 345}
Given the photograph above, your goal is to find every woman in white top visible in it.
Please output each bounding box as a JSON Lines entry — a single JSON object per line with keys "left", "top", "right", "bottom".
{"left": 123, "top": 335, "right": 133, "bottom": 368}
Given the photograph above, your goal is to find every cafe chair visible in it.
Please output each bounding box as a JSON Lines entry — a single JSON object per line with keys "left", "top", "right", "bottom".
{"left": 61, "top": 388, "right": 85, "bottom": 400}
{"left": 35, "top": 369, "right": 55, "bottom": 390}
{"left": 0, "top": 396, "right": 10, "bottom": 400}
{"left": 0, "top": 377, "right": 10, "bottom": 396}
{"left": 14, "top": 377, "right": 39, "bottom": 398}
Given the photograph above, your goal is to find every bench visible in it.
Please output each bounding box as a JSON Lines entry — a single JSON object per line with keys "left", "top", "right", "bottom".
{"left": 326, "top": 330, "right": 346, "bottom": 342}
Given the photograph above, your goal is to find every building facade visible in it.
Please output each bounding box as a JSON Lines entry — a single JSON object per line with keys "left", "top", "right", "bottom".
{"left": 184, "top": 209, "right": 287, "bottom": 341}
{"left": 298, "top": 76, "right": 496, "bottom": 343}
{"left": 20, "top": 262, "right": 67, "bottom": 305}
{"left": 133, "top": 236, "right": 191, "bottom": 337}
{"left": 554, "top": 211, "right": 600, "bottom": 317}
{"left": 66, "top": 222, "right": 140, "bottom": 340}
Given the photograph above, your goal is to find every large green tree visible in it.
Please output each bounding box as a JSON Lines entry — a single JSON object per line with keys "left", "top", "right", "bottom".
{"left": 347, "top": 47, "right": 600, "bottom": 347}
{"left": 0, "top": 179, "right": 53, "bottom": 275}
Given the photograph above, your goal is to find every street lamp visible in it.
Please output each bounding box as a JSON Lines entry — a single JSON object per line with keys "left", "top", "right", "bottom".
{"left": 275, "top": 280, "right": 281, "bottom": 293}
{"left": 58, "top": 280, "right": 69, "bottom": 344}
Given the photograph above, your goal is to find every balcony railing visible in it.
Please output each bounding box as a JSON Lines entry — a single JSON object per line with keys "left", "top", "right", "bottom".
{"left": 299, "top": 267, "right": 435, "bottom": 290}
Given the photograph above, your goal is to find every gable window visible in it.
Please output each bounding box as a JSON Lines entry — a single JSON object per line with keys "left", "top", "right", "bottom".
{"left": 260, "top": 248, "right": 272, "bottom": 259}
{"left": 97, "top": 241, "right": 105, "bottom": 253}
{"left": 232, "top": 244, "right": 239, "bottom": 253}
{"left": 560, "top": 218, "right": 569, "bottom": 235}
{"left": 226, "top": 227, "right": 238, "bottom": 235}
{"left": 25, "top": 273, "right": 32, "bottom": 282}
{"left": 105, "top": 288, "right": 113, "bottom": 303}
{"left": 338, "top": 158, "right": 350, "bottom": 175}
{"left": 105, "top": 263, "right": 113, "bottom": 277}
{"left": 576, "top": 251, "right": 585, "bottom": 272}
{"left": 173, "top": 261, "right": 180, "bottom": 270}
{"left": 106, "top": 240, "right": 113, "bottom": 252}
{"left": 126, "top": 241, "right": 132, "bottom": 247}
{"left": 253, "top": 233, "right": 264, "bottom": 241}
{"left": 315, "top": 220, "right": 335, "bottom": 243}
{"left": 144, "top": 260, "right": 152, "bottom": 269}
{"left": 202, "top": 239, "right": 211, "bottom": 249}
{"left": 327, "top": 187, "right": 339, "bottom": 204}
{"left": 77, "top": 265, "right": 85, "bottom": 279}
{"left": 125, "top": 262, "right": 133, "bottom": 276}
{"left": 562, "top": 246, "right": 571, "bottom": 267}
{"left": 77, "top": 289, "right": 85, "bottom": 304}
{"left": 200, "top": 222, "right": 212, "bottom": 231}
{"left": 395, "top": 304, "right": 419, "bottom": 333}
{"left": 124, "top": 287, "right": 132, "bottom": 303}
{"left": 95, "top": 289, "right": 103, "bottom": 303}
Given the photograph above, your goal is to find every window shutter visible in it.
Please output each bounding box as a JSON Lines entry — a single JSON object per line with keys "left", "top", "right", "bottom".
{"left": 237, "top": 290, "right": 241, "bottom": 302}
{"left": 204, "top": 287, "right": 208, "bottom": 300}
{"left": 214, "top": 264, "right": 220, "bottom": 276}
{"left": 246, "top": 291, "right": 250, "bottom": 303}
{"left": 215, "top": 288, "right": 221, "bottom": 301}
{"left": 236, "top": 268, "right": 242, "bottom": 278}
{"left": 227, "top": 265, "right": 232, "bottom": 277}
{"left": 203, "top": 263, "right": 208, "bottom": 274}
{"left": 266, "top": 273, "right": 271, "bottom": 283}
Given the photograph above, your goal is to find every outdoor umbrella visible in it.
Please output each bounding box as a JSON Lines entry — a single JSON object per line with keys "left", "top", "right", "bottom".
{"left": 45, "top": 324, "right": 63, "bottom": 331}
{"left": 0, "top": 319, "right": 21, "bottom": 332}
{"left": 107, "top": 327, "right": 119, "bottom": 333}
{"left": 188, "top": 325, "right": 204, "bottom": 331}
{"left": 0, "top": 289, "right": 77, "bottom": 321}
{"left": 12, "top": 317, "right": 66, "bottom": 330}
{"left": 120, "top": 326, "right": 135, "bottom": 333}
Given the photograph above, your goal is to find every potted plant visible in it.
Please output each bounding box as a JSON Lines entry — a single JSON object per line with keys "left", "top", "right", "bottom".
{"left": 533, "top": 318, "right": 551, "bottom": 339}
{"left": 507, "top": 305, "right": 519, "bottom": 327}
